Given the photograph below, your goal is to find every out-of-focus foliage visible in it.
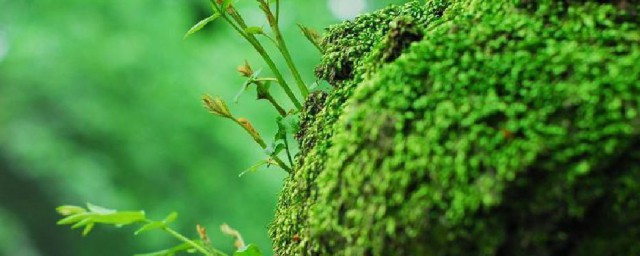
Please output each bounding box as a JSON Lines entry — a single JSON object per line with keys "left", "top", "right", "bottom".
{"left": 0, "top": 0, "right": 407, "bottom": 255}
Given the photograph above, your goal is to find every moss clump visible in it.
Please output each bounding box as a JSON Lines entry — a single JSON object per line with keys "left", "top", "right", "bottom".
{"left": 271, "top": 0, "right": 640, "bottom": 255}
{"left": 270, "top": 2, "right": 448, "bottom": 255}
{"left": 314, "top": 0, "right": 449, "bottom": 85}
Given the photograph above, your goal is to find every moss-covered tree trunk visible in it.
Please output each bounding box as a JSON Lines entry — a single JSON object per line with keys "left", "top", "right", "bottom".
{"left": 270, "top": 1, "right": 640, "bottom": 255}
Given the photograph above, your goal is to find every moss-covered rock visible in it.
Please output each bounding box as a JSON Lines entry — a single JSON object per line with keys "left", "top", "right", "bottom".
{"left": 271, "top": 0, "right": 640, "bottom": 255}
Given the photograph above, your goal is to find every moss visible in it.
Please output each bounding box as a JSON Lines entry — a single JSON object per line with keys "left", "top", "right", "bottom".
{"left": 315, "top": 0, "right": 449, "bottom": 85}
{"left": 271, "top": 0, "right": 640, "bottom": 255}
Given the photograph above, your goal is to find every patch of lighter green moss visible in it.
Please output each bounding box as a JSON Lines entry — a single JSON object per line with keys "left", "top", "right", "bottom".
{"left": 272, "top": 0, "right": 640, "bottom": 255}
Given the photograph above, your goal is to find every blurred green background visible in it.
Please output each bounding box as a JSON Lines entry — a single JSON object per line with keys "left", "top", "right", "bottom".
{"left": 0, "top": 0, "right": 406, "bottom": 255}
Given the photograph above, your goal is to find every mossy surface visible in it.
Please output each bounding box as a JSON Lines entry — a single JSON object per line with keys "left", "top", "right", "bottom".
{"left": 271, "top": 0, "right": 640, "bottom": 255}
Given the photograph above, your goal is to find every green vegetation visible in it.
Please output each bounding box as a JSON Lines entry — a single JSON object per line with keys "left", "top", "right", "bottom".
{"left": 55, "top": 0, "right": 313, "bottom": 254}
{"left": 5, "top": 0, "right": 638, "bottom": 255}
{"left": 56, "top": 204, "right": 262, "bottom": 256}
{"left": 272, "top": 0, "right": 640, "bottom": 255}
{"left": 3, "top": 0, "right": 414, "bottom": 254}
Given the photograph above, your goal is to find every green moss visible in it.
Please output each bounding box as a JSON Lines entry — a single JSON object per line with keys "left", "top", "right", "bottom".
{"left": 315, "top": 0, "right": 449, "bottom": 85}
{"left": 271, "top": 0, "right": 640, "bottom": 255}
{"left": 270, "top": 2, "right": 448, "bottom": 255}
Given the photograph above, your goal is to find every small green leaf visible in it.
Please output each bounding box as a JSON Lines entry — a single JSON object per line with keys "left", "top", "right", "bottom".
{"left": 56, "top": 205, "right": 87, "bottom": 216}
{"left": 280, "top": 114, "right": 300, "bottom": 135}
{"left": 273, "top": 114, "right": 299, "bottom": 144}
{"left": 82, "top": 223, "right": 95, "bottom": 236}
{"left": 162, "top": 212, "right": 178, "bottom": 225}
{"left": 71, "top": 218, "right": 93, "bottom": 229}
{"left": 184, "top": 13, "right": 221, "bottom": 39}
{"left": 265, "top": 143, "right": 285, "bottom": 156}
{"left": 244, "top": 26, "right": 264, "bottom": 35}
{"left": 57, "top": 213, "right": 90, "bottom": 225}
{"left": 92, "top": 211, "right": 146, "bottom": 225}
{"left": 274, "top": 116, "right": 287, "bottom": 141}
{"left": 239, "top": 160, "right": 270, "bottom": 177}
{"left": 234, "top": 69, "right": 263, "bottom": 103}
{"left": 135, "top": 221, "right": 164, "bottom": 235}
{"left": 234, "top": 244, "right": 263, "bottom": 256}
{"left": 87, "top": 203, "right": 116, "bottom": 214}
{"left": 275, "top": 143, "right": 286, "bottom": 155}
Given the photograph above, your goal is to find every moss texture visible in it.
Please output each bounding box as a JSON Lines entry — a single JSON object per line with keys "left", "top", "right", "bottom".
{"left": 270, "top": 0, "right": 640, "bottom": 255}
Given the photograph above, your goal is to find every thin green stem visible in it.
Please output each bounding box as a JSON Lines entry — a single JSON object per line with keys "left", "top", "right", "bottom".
{"left": 258, "top": 1, "right": 309, "bottom": 98}
{"left": 283, "top": 135, "right": 294, "bottom": 167}
{"left": 249, "top": 43, "right": 303, "bottom": 109}
{"left": 253, "top": 83, "right": 288, "bottom": 116}
{"left": 231, "top": 117, "right": 293, "bottom": 173}
{"left": 254, "top": 78, "right": 278, "bottom": 82}
{"left": 213, "top": 3, "right": 302, "bottom": 110}
{"left": 272, "top": 156, "right": 293, "bottom": 173}
{"left": 275, "top": 0, "right": 280, "bottom": 23}
{"left": 236, "top": 37, "right": 302, "bottom": 109}
{"left": 272, "top": 26, "right": 309, "bottom": 98}
{"left": 163, "top": 226, "right": 224, "bottom": 256}
{"left": 262, "top": 34, "right": 279, "bottom": 48}
{"left": 265, "top": 96, "right": 287, "bottom": 116}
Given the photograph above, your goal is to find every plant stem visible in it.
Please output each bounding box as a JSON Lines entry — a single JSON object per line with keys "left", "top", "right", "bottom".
{"left": 272, "top": 156, "right": 293, "bottom": 173}
{"left": 283, "top": 134, "right": 294, "bottom": 167}
{"left": 258, "top": 1, "right": 310, "bottom": 98}
{"left": 232, "top": 118, "right": 293, "bottom": 173}
{"left": 255, "top": 84, "right": 288, "bottom": 116}
{"left": 272, "top": 25, "right": 310, "bottom": 98}
{"left": 275, "top": 0, "right": 280, "bottom": 22}
{"left": 246, "top": 38, "right": 303, "bottom": 109}
{"left": 255, "top": 78, "right": 278, "bottom": 82}
{"left": 213, "top": 3, "right": 303, "bottom": 110}
{"left": 163, "top": 226, "right": 225, "bottom": 256}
